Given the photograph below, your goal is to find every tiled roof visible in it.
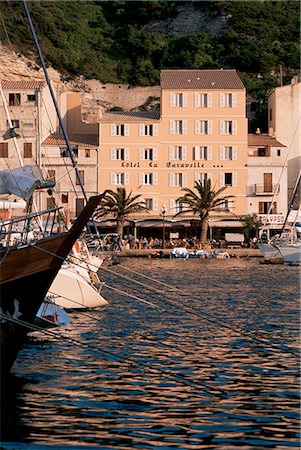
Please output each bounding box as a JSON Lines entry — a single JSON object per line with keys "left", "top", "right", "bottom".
{"left": 1, "top": 80, "right": 44, "bottom": 90}
{"left": 100, "top": 111, "right": 160, "bottom": 123}
{"left": 160, "top": 69, "right": 244, "bottom": 90}
{"left": 42, "top": 133, "right": 99, "bottom": 147}
{"left": 248, "top": 134, "right": 285, "bottom": 147}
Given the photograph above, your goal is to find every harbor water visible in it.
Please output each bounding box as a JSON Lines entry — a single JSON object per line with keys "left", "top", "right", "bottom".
{"left": 1, "top": 258, "right": 300, "bottom": 449}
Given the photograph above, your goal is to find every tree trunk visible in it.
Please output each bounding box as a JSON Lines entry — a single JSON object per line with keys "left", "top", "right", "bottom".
{"left": 117, "top": 219, "right": 125, "bottom": 239}
{"left": 200, "top": 216, "right": 209, "bottom": 245}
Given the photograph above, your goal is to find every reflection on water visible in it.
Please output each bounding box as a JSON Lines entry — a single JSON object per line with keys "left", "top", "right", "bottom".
{"left": 2, "top": 258, "right": 300, "bottom": 448}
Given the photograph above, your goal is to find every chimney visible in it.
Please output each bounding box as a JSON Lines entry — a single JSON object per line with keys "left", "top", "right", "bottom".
{"left": 255, "top": 128, "right": 261, "bottom": 134}
{"left": 268, "top": 127, "right": 274, "bottom": 137}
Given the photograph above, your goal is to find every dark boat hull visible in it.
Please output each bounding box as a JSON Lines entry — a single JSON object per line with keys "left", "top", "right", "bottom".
{"left": 0, "top": 195, "right": 101, "bottom": 376}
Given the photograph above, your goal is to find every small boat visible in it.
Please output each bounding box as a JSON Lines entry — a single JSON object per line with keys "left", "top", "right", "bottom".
{"left": 35, "top": 297, "right": 70, "bottom": 328}
{"left": 274, "top": 242, "right": 301, "bottom": 264}
{"left": 0, "top": 169, "right": 103, "bottom": 375}
{"left": 170, "top": 247, "right": 189, "bottom": 258}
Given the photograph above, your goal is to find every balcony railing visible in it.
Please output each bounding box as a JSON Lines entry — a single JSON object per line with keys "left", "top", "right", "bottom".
{"left": 253, "top": 184, "right": 279, "bottom": 195}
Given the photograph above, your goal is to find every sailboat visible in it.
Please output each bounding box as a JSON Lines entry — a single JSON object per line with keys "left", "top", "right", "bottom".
{"left": 0, "top": 164, "right": 103, "bottom": 375}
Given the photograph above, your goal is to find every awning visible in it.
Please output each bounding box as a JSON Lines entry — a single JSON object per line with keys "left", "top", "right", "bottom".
{"left": 135, "top": 220, "right": 190, "bottom": 228}
{"left": 208, "top": 220, "right": 244, "bottom": 228}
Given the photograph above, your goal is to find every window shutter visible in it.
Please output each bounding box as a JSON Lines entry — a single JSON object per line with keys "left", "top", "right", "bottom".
{"left": 169, "top": 146, "right": 175, "bottom": 160}
{"left": 110, "top": 124, "right": 116, "bottom": 136}
{"left": 207, "top": 146, "right": 212, "bottom": 160}
{"left": 220, "top": 93, "right": 225, "bottom": 107}
{"left": 182, "top": 173, "right": 188, "bottom": 187}
{"left": 139, "top": 172, "right": 144, "bottom": 185}
{"left": 170, "top": 93, "right": 175, "bottom": 107}
{"left": 182, "top": 146, "right": 187, "bottom": 160}
{"left": 169, "top": 173, "right": 175, "bottom": 187}
{"left": 124, "top": 124, "right": 129, "bottom": 136}
{"left": 124, "top": 148, "right": 129, "bottom": 160}
{"left": 124, "top": 173, "right": 129, "bottom": 185}
{"left": 220, "top": 173, "right": 225, "bottom": 187}
{"left": 195, "top": 120, "right": 200, "bottom": 135}
{"left": 110, "top": 173, "right": 116, "bottom": 185}
{"left": 233, "top": 172, "right": 237, "bottom": 186}
{"left": 194, "top": 93, "right": 200, "bottom": 108}
{"left": 170, "top": 199, "right": 176, "bottom": 213}
{"left": 220, "top": 121, "right": 225, "bottom": 135}
{"left": 139, "top": 148, "right": 144, "bottom": 160}
{"left": 182, "top": 120, "right": 187, "bottom": 134}
{"left": 153, "top": 124, "right": 158, "bottom": 136}
{"left": 194, "top": 146, "right": 200, "bottom": 160}
{"left": 194, "top": 173, "right": 200, "bottom": 182}
{"left": 152, "top": 173, "right": 158, "bottom": 185}
{"left": 232, "top": 146, "right": 237, "bottom": 160}
{"left": 153, "top": 148, "right": 158, "bottom": 160}
{"left": 232, "top": 121, "right": 237, "bottom": 135}
{"left": 220, "top": 146, "right": 225, "bottom": 160}
{"left": 170, "top": 120, "right": 175, "bottom": 134}
{"left": 208, "top": 172, "right": 212, "bottom": 181}
{"left": 183, "top": 93, "right": 187, "bottom": 107}
{"left": 207, "top": 93, "right": 212, "bottom": 107}
{"left": 139, "top": 124, "right": 144, "bottom": 136}
{"left": 208, "top": 120, "right": 212, "bottom": 135}
{"left": 232, "top": 93, "right": 237, "bottom": 107}
{"left": 110, "top": 148, "right": 116, "bottom": 160}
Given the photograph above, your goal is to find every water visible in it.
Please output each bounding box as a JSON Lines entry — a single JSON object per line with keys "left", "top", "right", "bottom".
{"left": 1, "top": 258, "right": 300, "bottom": 449}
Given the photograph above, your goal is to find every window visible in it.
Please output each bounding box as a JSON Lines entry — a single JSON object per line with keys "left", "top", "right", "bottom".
{"left": 220, "top": 93, "right": 236, "bottom": 107}
{"left": 111, "top": 173, "right": 129, "bottom": 185}
{"left": 0, "top": 143, "right": 8, "bottom": 157}
{"left": 259, "top": 201, "right": 277, "bottom": 214}
{"left": 76, "top": 170, "right": 85, "bottom": 185}
{"left": 139, "top": 124, "right": 158, "bottom": 136}
{"left": 85, "top": 149, "right": 91, "bottom": 158}
{"left": 47, "top": 197, "right": 56, "bottom": 209}
{"left": 139, "top": 172, "right": 158, "bottom": 186}
{"left": 61, "top": 193, "right": 68, "bottom": 204}
{"left": 169, "top": 146, "right": 187, "bottom": 160}
{"left": 111, "top": 148, "right": 129, "bottom": 160}
{"left": 9, "top": 93, "right": 21, "bottom": 106}
{"left": 195, "top": 120, "right": 212, "bottom": 135}
{"left": 170, "top": 93, "right": 187, "bottom": 107}
{"left": 169, "top": 173, "right": 187, "bottom": 187}
{"left": 7, "top": 119, "right": 20, "bottom": 129}
{"left": 220, "top": 120, "right": 237, "bottom": 135}
{"left": 220, "top": 146, "right": 237, "bottom": 161}
{"left": 145, "top": 198, "right": 158, "bottom": 211}
{"left": 170, "top": 199, "right": 185, "bottom": 213}
{"left": 194, "top": 173, "right": 211, "bottom": 184}
{"left": 47, "top": 170, "right": 56, "bottom": 182}
{"left": 23, "top": 142, "right": 32, "bottom": 158}
{"left": 23, "top": 122, "right": 34, "bottom": 129}
{"left": 257, "top": 146, "right": 270, "bottom": 157}
{"left": 27, "top": 94, "right": 36, "bottom": 102}
{"left": 110, "top": 124, "right": 129, "bottom": 136}
{"left": 139, "top": 148, "right": 158, "bottom": 161}
{"left": 277, "top": 149, "right": 281, "bottom": 157}
{"left": 263, "top": 173, "right": 273, "bottom": 192}
{"left": 194, "top": 93, "right": 212, "bottom": 108}
{"left": 194, "top": 146, "right": 212, "bottom": 161}
{"left": 170, "top": 120, "right": 187, "bottom": 135}
{"left": 220, "top": 172, "right": 237, "bottom": 187}
{"left": 61, "top": 146, "right": 78, "bottom": 158}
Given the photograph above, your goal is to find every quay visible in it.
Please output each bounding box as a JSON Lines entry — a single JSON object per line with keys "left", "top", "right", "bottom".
{"left": 103, "top": 248, "right": 262, "bottom": 258}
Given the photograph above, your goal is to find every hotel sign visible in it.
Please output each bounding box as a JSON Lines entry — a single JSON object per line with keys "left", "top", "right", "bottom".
{"left": 120, "top": 161, "right": 205, "bottom": 168}
{"left": 259, "top": 214, "right": 285, "bottom": 225}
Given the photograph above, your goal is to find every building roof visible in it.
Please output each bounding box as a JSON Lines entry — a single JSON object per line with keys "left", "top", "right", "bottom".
{"left": 1, "top": 80, "right": 44, "bottom": 90}
{"left": 248, "top": 134, "right": 285, "bottom": 147}
{"left": 160, "top": 69, "right": 245, "bottom": 90}
{"left": 42, "top": 133, "right": 99, "bottom": 147}
{"left": 100, "top": 111, "right": 160, "bottom": 123}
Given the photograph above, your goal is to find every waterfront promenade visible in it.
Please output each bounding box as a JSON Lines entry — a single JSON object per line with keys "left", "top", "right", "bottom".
{"left": 109, "top": 247, "right": 262, "bottom": 258}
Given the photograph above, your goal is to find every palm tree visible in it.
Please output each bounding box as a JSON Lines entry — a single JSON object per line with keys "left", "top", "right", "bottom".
{"left": 174, "top": 179, "right": 234, "bottom": 244}
{"left": 94, "top": 187, "right": 148, "bottom": 238}
{"left": 242, "top": 213, "right": 263, "bottom": 244}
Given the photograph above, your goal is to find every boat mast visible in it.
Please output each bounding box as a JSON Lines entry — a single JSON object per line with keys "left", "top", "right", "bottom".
{"left": 22, "top": 0, "right": 88, "bottom": 204}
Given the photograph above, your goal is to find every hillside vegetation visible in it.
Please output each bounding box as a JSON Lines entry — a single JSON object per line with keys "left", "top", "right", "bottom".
{"left": 0, "top": 0, "right": 300, "bottom": 130}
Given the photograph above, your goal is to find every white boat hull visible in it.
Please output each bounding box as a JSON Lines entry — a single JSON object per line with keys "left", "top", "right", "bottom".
{"left": 257, "top": 243, "right": 282, "bottom": 259}
{"left": 49, "top": 265, "right": 108, "bottom": 309}
{"left": 275, "top": 243, "right": 301, "bottom": 264}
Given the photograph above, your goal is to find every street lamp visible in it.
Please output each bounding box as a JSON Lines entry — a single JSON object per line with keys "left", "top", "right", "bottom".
{"left": 160, "top": 204, "right": 166, "bottom": 249}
